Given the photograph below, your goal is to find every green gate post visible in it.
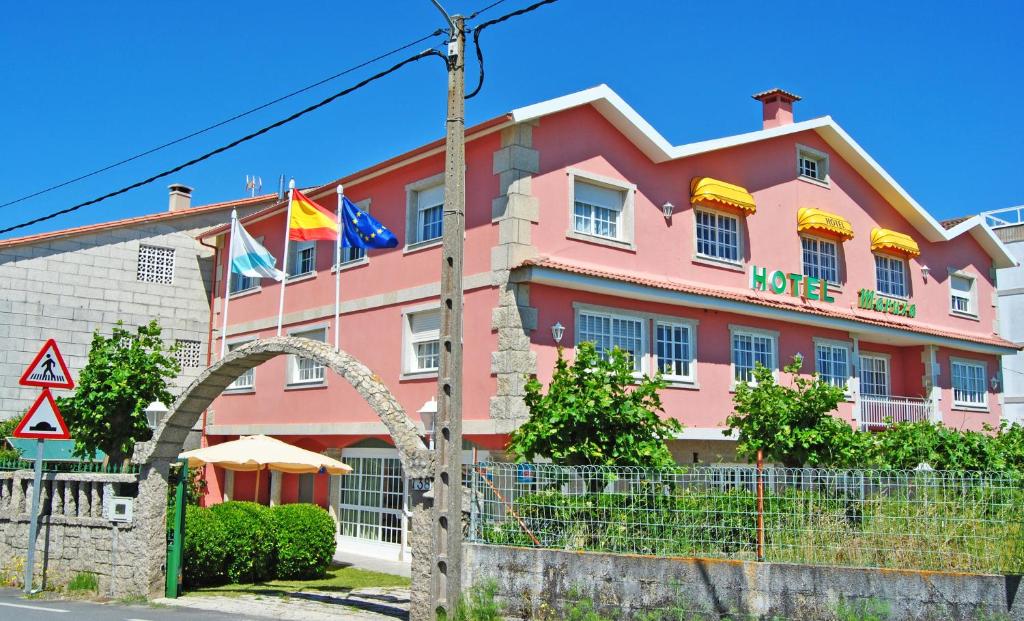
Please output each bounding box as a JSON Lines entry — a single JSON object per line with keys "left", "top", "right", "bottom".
{"left": 165, "top": 459, "right": 188, "bottom": 598}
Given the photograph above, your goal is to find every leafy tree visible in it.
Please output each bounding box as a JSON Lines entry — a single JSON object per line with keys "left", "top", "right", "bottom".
{"left": 0, "top": 417, "right": 22, "bottom": 462}
{"left": 508, "top": 342, "right": 682, "bottom": 468}
{"left": 57, "top": 320, "right": 180, "bottom": 466}
{"left": 725, "top": 355, "right": 854, "bottom": 468}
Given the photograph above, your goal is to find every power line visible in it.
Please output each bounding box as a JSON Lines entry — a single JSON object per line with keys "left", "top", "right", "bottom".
{"left": 468, "top": 0, "right": 509, "bottom": 19}
{"left": 0, "top": 29, "right": 446, "bottom": 212}
{"left": 0, "top": 0, "right": 559, "bottom": 235}
{"left": 0, "top": 49, "right": 447, "bottom": 236}
{"left": 466, "top": 0, "right": 559, "bottom": 99}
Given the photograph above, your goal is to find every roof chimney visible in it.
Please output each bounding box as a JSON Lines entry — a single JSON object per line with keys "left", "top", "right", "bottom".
{"left": 752, "top": 88, "right": 801, "bottom": 129}
{"left": 168, "top": 184, "right": 193, "bottom": 212}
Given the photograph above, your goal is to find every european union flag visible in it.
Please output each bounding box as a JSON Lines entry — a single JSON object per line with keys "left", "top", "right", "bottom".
{"left": 340, "top": 196, "right": 399, "bottom": 249}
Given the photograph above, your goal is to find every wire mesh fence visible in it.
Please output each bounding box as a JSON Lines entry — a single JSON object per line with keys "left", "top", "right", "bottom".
{"left": 468, "top": 462, "right": 1024, "bottom": 574}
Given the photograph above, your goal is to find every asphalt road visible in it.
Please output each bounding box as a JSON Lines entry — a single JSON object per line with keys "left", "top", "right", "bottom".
{"left": 0, "top": 588, "right": 264, "bottom": 621}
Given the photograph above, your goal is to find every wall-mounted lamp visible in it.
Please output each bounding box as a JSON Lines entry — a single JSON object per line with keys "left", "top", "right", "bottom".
{"left": 145, "top": 401, "right": 168, "bottom": 431}
{"left": 417, "top": 398, "right": 438, "bottom": 449}
{"left": 661, "top": 202, "right": 675, "bottom": 221}
{"left": 551, "top": 321, "right": 565, "bottom": 344}
{"left": 921, "top": 265, "right": 931, "bottom": 282}
{"left": 990, "top": 375, "right": 1001, "bottom": 391}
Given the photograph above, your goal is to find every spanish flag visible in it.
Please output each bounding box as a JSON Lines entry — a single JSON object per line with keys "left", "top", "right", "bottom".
{"left": 289, "top": 189, "right": 339, "bottom": 241}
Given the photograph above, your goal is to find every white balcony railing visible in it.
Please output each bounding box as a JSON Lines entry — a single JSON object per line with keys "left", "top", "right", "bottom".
{"left": 859, "top": 395, "right": 936, "bottom": 431}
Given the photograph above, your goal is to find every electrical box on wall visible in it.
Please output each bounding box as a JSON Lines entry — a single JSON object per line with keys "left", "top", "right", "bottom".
{"left": 108, "top": 496, "right": 134, "bottom": 523}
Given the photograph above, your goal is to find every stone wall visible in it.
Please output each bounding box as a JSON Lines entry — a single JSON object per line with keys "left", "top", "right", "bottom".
{"left": 464, "top": 544, "right": 1024, "bottom": 621}
{"left": 0, "top": 470, "right": 148, "bottom": 596}
{"left": 489, "top": 121, "right": 540, "bottom": 427}
{"left": 0, "top": 204, "right": 264, "bottom": 420}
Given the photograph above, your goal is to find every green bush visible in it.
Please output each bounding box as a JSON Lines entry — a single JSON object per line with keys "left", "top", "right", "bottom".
{"left": 210, "top": 501, "right": 276, "bottom": 583}
{"left": 183, "top": 505, "right": 229, "bottom": 587}
{"left": 269, "top": 503, "right": 336, "bottom": 579}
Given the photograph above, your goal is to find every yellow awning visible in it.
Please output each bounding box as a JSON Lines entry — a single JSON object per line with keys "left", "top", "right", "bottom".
{"left": 797, "top": 207, "right": 854, "bottom": 241}
{"left": 690, "top": 177, "right": 756, "bottom": 214}
{"left": 870, "top": 227, "right": 920, "bottom": 258}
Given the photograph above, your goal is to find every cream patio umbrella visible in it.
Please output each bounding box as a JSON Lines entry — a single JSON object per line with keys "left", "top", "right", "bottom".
{"left": 179, "top": 435, "right": 352, "bottom": 502}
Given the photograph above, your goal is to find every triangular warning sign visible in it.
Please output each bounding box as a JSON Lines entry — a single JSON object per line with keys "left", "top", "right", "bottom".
{"left": 19, "top": 339, "right": 74, "bottom": 389}
{"left": 13, "top": 389, "right": 71, "bottom": 440}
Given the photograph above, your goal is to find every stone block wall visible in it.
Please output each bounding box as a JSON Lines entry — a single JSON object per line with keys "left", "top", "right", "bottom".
{"left": 489, "top": 122, "right": 540, "bottom": 425}
{"left": 0, "top": 206, "right": 261, "bottom": 421}
{"left": 464, "top": 544, "right": 1024, "bottom": 620}
{"left": 0, "top": 470, "right": 147, "bottom": 596}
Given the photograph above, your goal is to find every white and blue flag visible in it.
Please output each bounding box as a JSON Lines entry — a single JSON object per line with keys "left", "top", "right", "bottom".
{"left": 229, "top": 211, "right": 285, "bottom": 281}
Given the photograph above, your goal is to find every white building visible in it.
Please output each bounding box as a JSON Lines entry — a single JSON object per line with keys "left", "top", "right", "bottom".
{"left": 984, "top": 207, "right": 1024, "bottom": 425}
{"left": 0, "top": 185, "right": 275, "bottom": 422}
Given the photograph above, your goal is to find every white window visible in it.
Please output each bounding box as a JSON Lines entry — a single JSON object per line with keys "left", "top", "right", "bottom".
{"left": 230, "top": 272, "right": 258, "bottom": 294}
{"left": 950, "top": 274, "right": 976, "bottom": 315}
{"left": 874, "top": 254, "right": 906, "bottom": 298}
{"left": 730, "top": 327, "right": 777, "bottom": 384}
{"left": 335, "top": 201, "right": 371, "bottom": 266}
{"left": 655, "top": 321, "right": 695, "bottom": 382}
{"left": 174, "top": 339, "right": 202, "bottom": 369}
{"left": 137, "top": 244, "right": 175, "bottom": 284}
{"left": 415, "top": 185, "right": 444, "bottom": 244}
{"left": 802, "top": 236, "right": 839, "bottom": 283}
{"left": 289, "top": 328, "right": 326, "bottom": 384}
{"left": 577, "top": 311, "right": 645, "bottom": 372}
{"left": 227, "top": 341, "right": 255, "bottom": 390}
{"left": 288, "top": 240, "right": 316, "bottom": 277}
{"left": 859, "top": 354, "right": 890, "bottom": 397}
{"left": 951, "top": 359, "right": 986, "bottom": 407}
{"left": 695, "top": 209, "right": 740, "bottom": 262}
{"left": 406, "top": 309, "right": 440, "bottom": 374}
{"left": 797, "top": 145, "right": 829, "bottom": 184}
{"left": 573, "top": 180, "right": 624, "bottom": 240}
{"left": 814, "top": 341, "right": 850, "bottom": 388}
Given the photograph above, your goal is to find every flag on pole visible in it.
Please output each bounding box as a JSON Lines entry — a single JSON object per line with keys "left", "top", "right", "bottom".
{"left": 289, "top": 190, "right": 339, "bottom": 241}
{"left": 340, "top": 196, "right": 399, "bottom": 249}
{"left": 230, "top": 219, "right": 285, "bottom": 281}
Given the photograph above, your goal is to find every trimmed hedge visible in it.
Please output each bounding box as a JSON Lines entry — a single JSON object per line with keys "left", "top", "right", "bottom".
{"left": 183, "top": 500, "right": 339, "bottom": 587}
{"left": 209, "top": 501, "right": 277, "bottom": 583}
{"left": 270, "top": 504, "right": 337, "bottom": 579}
{"left": 182, "top": 505, "right": 228, "bottom": 587}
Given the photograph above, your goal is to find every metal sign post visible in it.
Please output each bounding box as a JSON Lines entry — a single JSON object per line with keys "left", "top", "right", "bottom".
{"left": 23, "top": 439, "right": 44, "bottom": 593}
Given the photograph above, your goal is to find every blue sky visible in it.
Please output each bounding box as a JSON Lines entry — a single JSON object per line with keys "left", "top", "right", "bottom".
{"left": 1, "top": 0, "right": 1021, "bottom": 238}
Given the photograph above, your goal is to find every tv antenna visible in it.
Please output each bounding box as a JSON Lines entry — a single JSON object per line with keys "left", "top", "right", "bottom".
{"left": 245, "top": 175, "right": 263, "bottom": 197}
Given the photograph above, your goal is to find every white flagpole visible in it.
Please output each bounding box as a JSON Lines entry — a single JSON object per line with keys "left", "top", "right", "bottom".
{"left": 220, "top": 210, "right": 238, "bottom": 359}
{"left": 334, "top": 185, "right": 343, "bottom": 352}
{"left": 276, "top": 180, "right": 296, "bottom": 337}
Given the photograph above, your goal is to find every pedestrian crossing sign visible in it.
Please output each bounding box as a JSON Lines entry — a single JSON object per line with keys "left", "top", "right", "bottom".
{"left": 13, "top": 389, "right": 71, "bottom": 440}
{"left": 19, "top": 339, "right": 74, "bottom": 389}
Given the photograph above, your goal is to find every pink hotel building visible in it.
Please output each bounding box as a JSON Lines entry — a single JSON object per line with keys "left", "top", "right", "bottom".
{"left": 198, "top": 86, "right": 1017, "bottom": 559}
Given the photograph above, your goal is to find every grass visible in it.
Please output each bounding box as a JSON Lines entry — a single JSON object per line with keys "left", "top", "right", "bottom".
{"left": 480, "top": 485, "right": 1024, "bottom": 574}
{"left": 66, "top": 572, "right": 98, "bottom": 593}
{"left": 186, "top": 564, "right": 409, "bottom": 597}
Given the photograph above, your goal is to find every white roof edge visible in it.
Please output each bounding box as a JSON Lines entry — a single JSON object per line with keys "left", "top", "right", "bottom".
{"left": 674, "top": 428, "right": 732, "bottom": 441}
{"left": 508, "top": 84, "right": 1013, "bottom": 268}
{"left": 945, "top": 216, "right": 1017, "bottom": 269}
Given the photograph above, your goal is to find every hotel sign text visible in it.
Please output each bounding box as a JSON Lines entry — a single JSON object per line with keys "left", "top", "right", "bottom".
{"left": 750, "top": 266, "right": 835, "bottom": 302}
{"left": 857, "top": 289, "right": 916, "bottom": 318}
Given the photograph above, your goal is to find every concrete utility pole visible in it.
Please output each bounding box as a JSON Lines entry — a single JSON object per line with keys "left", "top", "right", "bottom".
{"left": 430, "top": 12, "right": 466, "bottom": 620}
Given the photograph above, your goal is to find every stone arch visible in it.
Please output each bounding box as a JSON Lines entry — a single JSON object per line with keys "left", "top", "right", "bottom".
{"left": 141, "top": 336, "right": 433, "bottom": 477}
{"left": 132, "top": 336, "right": 435, "bottom": 600}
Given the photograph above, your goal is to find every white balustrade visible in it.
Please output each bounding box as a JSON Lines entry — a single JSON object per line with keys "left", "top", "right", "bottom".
{"left": 859, "top": 395, "right": 936, "bottom": 430}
